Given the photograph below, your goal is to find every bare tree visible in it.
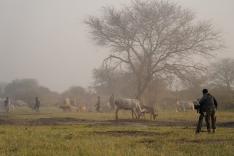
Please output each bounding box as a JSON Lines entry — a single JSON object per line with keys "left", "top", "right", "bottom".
{"left": 210, "top": 58, "right": 234, "bottom": 92}
{"left": 86, "top": 0, "right": 222, "bottom": 99}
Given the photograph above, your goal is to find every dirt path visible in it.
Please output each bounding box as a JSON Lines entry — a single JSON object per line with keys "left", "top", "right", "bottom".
{"left": 0, "top": 117, "right": 234, "bottom": 128}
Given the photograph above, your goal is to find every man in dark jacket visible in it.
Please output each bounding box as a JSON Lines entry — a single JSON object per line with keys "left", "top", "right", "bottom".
{"left": 196, "top": 89, "right": 218, "bottom": 133}
{"left": 34, "top": 97, "right": 40, "bottom": 112}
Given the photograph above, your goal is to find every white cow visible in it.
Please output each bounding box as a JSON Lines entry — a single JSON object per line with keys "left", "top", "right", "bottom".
{"left": 176, "top": 100, "right": 194, "bottom": 112}
{"left": 140, "top": 105, "right": 158, "bottom": 120}
{"left": 109, "top": 95, "right": 143, "bottom": 120}
{"left": 13, "top": 100, "right": 28, "bottom": 107}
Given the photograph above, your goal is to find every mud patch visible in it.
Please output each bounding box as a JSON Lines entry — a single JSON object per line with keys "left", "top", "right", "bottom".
{"left": 138, "top": 138, "right": 156, "bottom": 144}
{"left": 0, "top": 118, "right": 234, "bottom": 128}
{"left": 177, "top": 138, "right": 234, "bottom": 145}
{"left": 28, "top": 117, "right": 87, "bottom": 125}
{"left": 0, "top": 118, "right": 96, "bottom": 126}
{"left": 94, "top": 130, "right": 172, "bottom": 137}
{"left": 218, "top": 122, "right": 234, "bottom": 128}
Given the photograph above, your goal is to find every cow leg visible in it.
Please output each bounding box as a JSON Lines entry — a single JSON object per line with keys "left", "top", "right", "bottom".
{"left": 132, "top": 108, "right": 138, "bottom": 119}
{"left": 115, "top": 108, "right": 119, "bottom": 120}
{"left": 153, "top": 113, "right": 156, "bottom": 120}
{"left": 135, "top": 109, "right": 140, "bottom": 119}
{"left": 135, "top": 112, "right": 139, "bottom": 119}
{"left": 133, "top": 109, "right": 136, "bottom": 119}
{"left": 136, "top": 109, "right": 140, "bottom": 119}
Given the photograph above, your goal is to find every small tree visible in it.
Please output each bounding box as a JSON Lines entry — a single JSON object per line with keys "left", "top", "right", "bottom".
{"left": 86, "top": 0, "right": 222, "bottom": 99}
{"left": 210, "top": 58, "right": 234, "bottom": 92}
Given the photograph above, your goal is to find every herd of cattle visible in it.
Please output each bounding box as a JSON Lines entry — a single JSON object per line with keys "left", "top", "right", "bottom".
{"left": 109, "top": 95, "right": 197, "bottom": 120}
{"left": 0, "top": 96, "right": 198, "bottom": 120}
{"left": 58, "top": 98, "right": 87, "bottom": 112}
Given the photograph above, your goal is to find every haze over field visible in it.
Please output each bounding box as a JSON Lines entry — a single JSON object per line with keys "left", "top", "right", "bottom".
{"left": 0, "top": 0, "right": 233, "bottom": 92}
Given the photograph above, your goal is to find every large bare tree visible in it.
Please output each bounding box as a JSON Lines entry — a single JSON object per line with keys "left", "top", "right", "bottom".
{"left": 86, "top": 0, "right": 222, "bottom": 99}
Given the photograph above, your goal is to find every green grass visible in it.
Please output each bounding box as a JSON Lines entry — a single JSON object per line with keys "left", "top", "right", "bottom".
{"left": 0, "top": 107, "right": 233, "bottom": 156}
{"left": 0, "top": 125, "right": 233, "bottom": 156}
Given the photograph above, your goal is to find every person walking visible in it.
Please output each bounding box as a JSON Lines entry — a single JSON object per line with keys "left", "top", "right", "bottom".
{"left": 4, "top": 97, "right": 10, "bottom": 113}
{"left": 34, "top": 97, "right": 40, "bottom": 112}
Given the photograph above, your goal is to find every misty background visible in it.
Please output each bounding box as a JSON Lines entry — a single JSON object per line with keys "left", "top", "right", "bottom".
{"left": 0, "top": 0, "right": 234, "bottom": 92}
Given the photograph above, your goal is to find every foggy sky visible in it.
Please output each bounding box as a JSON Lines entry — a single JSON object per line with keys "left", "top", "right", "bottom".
{"left": 0, "top": 0, "right": 233, "bottom": 92}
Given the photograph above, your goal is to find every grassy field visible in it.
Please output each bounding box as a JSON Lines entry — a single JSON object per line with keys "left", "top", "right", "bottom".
{"left": 0, "top": 107, "right": 233, "bottom": 156}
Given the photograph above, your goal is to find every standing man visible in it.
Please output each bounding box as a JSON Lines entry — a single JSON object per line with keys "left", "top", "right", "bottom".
{"left": 35, "top": 97, "right": 40, "bottom": 112}
{"left": 95, "top": 96, "right": 101, "bottom": 112}
{"left": 196, "top": 89, "right": 218, "bottom": 134}
{"left": 4, "top": 97, "right": 10, "bottom": 113}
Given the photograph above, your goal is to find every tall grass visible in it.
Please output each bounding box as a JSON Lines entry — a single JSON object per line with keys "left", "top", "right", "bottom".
{"left": 0, "top": 125, "right": 233, "bottom": 156}
{"left": 0, "top": 108, "right": 233, "bottom": 156}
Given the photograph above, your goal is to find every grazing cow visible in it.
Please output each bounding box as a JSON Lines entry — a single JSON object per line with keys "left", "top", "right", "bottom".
{"left": 109, "top": 95, "right": 142, "bottom": 120}
{"left": 176, "top": 100, "right": 194, "bottom": 112}
{"left": 77, "top": 105, "right": 87, "bottom": 112}
{"left": 64, "top": 98, "right": 71, "bottom": 106}
{"left": 140, "top": 105, "right": 158, "bottom": 120}
{"left": 59, "top": 105, "right": 72, "bottom": 112}
{"left": 59, "top": 98, "right": 73, "bottom": 112}
{"left": 13, "top": 100, "right": 28, "bottom": 107}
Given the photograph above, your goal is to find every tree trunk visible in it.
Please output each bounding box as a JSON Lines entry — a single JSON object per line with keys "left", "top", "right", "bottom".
{"left": 136, "top": 77, "right": 151, "bottom": 100}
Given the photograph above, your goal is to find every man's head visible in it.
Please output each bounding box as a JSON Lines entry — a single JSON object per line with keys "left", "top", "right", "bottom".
{"left": 202, "top": 89, "right": 208, "bottom": 94}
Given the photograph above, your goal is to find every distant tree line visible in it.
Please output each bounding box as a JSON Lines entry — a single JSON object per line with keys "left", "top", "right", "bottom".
{"left": 0, "top": 79, "right": 96, "bottom": 111}
{"left": 92, "top": 58, "right": 234, "bottom": 110}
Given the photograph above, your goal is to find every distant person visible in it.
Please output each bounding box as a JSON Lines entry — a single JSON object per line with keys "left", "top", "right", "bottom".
{"left": 196, "top": 89, "right": 218, "bottom": 134}
{"left": 34, "top": 97, "right": 40, "bottom": 112}
{"left": 95, "top": 96, "right": 101, "bottom": 112}
{"left": 4, "top": 97, "right": 10, "bottom": 113}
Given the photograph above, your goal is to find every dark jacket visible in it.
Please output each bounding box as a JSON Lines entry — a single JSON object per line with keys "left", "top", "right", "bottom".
{"left": 199, "top": 93, "right": 217, "bottom": 112}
